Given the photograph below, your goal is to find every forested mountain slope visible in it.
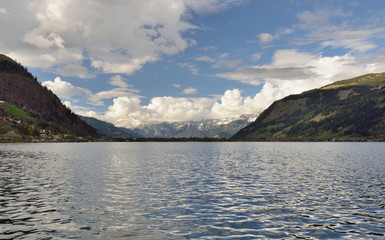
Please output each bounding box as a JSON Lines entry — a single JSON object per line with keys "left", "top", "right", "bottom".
{"left": 0, "top": 54, "right": 98, "bottom": 138}
{"left": 233, "top": 73, "right": 385, "bottom": 141}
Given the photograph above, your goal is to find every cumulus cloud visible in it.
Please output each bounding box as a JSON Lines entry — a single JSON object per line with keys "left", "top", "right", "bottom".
{"left": 102, "top": 96, "right": 215, "bottom": 128}
{"left": 95, "top": 84, "right": 293, "bottom": 128}
{"left": 1, "top": 0, "right": 214, "bottom": 76}
{"left": 41, "top": 77, "right": 91, "bottom": 99}
{"left": 42, "top": 76, "right": 141, "bottom": 106}
{"left": 209, "top": 85, "right": 287, "bottom": 119}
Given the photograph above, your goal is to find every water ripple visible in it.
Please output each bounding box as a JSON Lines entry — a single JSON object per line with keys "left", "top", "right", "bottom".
{"left": 0, "top": 142, "right": 384, "bottom": 239}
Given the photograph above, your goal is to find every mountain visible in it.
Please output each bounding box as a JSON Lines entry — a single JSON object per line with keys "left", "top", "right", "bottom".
{"left": 132, "top": 115, "right": 255, "bottom": 138}
{"left": 0, "top": 54, "right": 98, "bottom": 140}
{"left": 80, "top": 116, "right": 142, "bottom": 139}
{"left": 233, "top": 73, "right": 385, "bottom": 141}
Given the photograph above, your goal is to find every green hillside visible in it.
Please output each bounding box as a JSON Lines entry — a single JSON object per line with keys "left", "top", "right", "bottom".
{"left": 0, "top": 102, "right": 30, "bottom": 118}
{"left": 233, "top": 73, "right": 385, "bottom": 141}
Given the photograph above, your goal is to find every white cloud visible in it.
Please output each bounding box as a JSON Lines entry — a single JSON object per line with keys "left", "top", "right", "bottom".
{"left": 42, "top": 76, "right": 142, "bottom": 106}
{"left": 102, "top": 96, "right": 215, "bottom": 128}
{"left": 295, "top": 8, "right": 385, "bottom": 52}
{"left": 209, "top": 85, "right": 287, "bottom": 119}
{"left": 250, "top": 52, "right": 262, "bottom": 61}
{"left": 202, "top": 45, "right": 218, "bottom": 51}
{"left": 172, "top": 84, "right": 181, "bottom": 88}
{"left": 209, "top": 89, "right": 244, "bottom": 118}
{"left": 258, "top": 33, "right": 275, "bottom": 43}
{"left": 218, "top": 49, "right": 385, "bottom": 87}
{"left": 178, "top": 62, "right": 199, "bottom": 75}
{"left": 212, "top": 53, "right": 242, "bottom": 69}
{"left": 55, "top": 63, "right": 95, "bottom": 79}
{"left": 94, "top": 84, "right": 293, "bottom": 128}
{"left": 182, "top": 87, "right": 197, "bottom": 94}
{"left": 63, "top": 100, "right": 71, "bottom": 108}
{"left": 89, "top": 88, "right": 141, "bottom": 106}
{"left": 22, "top": 30, "right": 65, "bottom": 49}
{"left": 41, "top": 77, "right": 91, "bottom": 99}
{"left": 184, "top": 0, "right": 244, "bottom": 14}
{"left": 319, "top": 29, "right": 384, "bottom": 52}
{"left": 2, "top": 0, "right": 216, "bottom": 76}
{"left": 91, "top": 56, "right": 158, "bottom": 75}
{"left": 146, "top": 96, "right": 212, "bottom": 122}
{"left": 109, "top": 75, "right": 131, "bottom": 88}
{"left": 213, "top": 59, "right": 242, "bottom": 69}
{"left": 195, "top": 56, "right": 216, "bottom": 62}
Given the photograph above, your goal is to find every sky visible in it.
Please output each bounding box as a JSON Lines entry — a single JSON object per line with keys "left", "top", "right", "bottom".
{"left": 1, "top": 0, "right": 385, "bottom": 128}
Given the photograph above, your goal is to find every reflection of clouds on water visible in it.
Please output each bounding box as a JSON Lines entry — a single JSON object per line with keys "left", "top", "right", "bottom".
{"left": 1, "top": 142, "right": 384, "bottom": 239}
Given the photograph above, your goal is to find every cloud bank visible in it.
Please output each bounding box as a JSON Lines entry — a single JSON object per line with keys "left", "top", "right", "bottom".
{"left": 79, "top": 82, "right": 291, "bottom": 128}
{"left": 1, "top": 0, "right": 242, "bottom": 78}
{"left": 44, "top": 45, "right": 385, "bottom": 128}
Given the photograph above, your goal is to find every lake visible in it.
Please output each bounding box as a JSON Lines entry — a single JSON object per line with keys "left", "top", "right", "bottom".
{"left": 0, "top": 142, "right": 384, "bottom": 239}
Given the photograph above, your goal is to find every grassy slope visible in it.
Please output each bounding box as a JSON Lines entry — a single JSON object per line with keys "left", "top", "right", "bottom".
{"left": 0, "top": 102, "right": 30, "bottom": 118}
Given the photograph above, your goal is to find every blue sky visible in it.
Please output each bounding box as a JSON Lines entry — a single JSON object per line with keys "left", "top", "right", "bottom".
{"left": 1, "top": 0, "right": 385, "bottom": 127}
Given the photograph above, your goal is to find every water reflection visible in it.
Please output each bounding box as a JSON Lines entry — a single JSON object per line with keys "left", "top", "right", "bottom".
{"left": 0, "top": 146, "right": 69, "bottom": 239}
{"left": 0, "top": 142, "right": 384, "bottom": 239}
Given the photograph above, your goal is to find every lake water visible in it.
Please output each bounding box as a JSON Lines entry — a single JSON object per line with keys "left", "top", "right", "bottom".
{"left": 0, "top": 142, "right": 384, "bottom": 239}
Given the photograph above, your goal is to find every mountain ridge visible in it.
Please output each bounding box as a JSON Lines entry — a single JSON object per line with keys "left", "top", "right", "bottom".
{"left": 131, "top": 115, "right": 255, "bottom": 138}
{"left": 0, "top": 54, "right": 99, "bottom": 140}
{"left": 80, "top": 116, "right": 142, "bottom": 139}
{"left": 233, "top": 73, "right": 385, "bottom": 141}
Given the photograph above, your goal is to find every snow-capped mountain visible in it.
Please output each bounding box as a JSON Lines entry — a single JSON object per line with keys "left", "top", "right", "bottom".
{"left": 127, "top": 115, "right": 256, "bottom": 138}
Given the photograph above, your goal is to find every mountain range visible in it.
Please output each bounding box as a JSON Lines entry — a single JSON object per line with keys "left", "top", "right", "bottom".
{"left": 130, "top": 115, "right": 255, "bottom": 138}
{"left": 80, "top": 115, "right": 254, "bottom": 139}
{"left": 233, "top": 73, "right": 385, "bottom": 141}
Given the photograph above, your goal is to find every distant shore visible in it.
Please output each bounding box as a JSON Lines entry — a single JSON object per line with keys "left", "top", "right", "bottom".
{"left": 1, "top": 136, "right": 384, "bottom": 143}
